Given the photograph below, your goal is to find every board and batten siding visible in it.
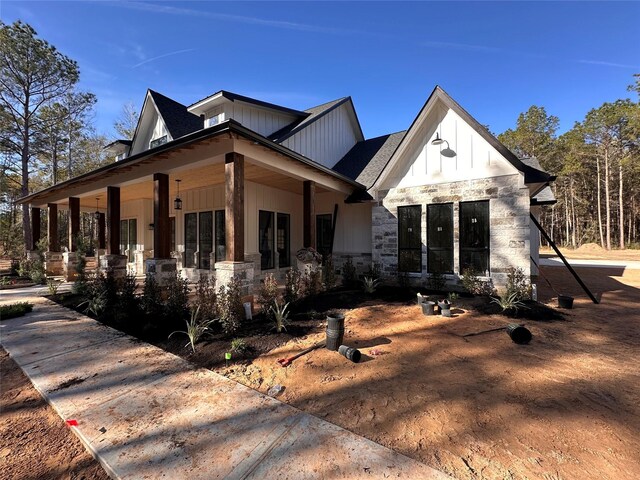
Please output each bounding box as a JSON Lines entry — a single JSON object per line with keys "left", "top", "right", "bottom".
{"left": 281, "top": 103, "right": 359, "bottom": 169}
{"left": 130, "top": 103, "right": 171, "bottom": 156}
{"left": 120, "top": 199, "right": 153, "bottom": 254}
{"left": 220, "top": 103, "right": 298, "bottom": 138}
{"left": 316, "top": 192, "right": 372, "bottom": 255}
{"left": 382, "top": 105, "right": 520, "bottom": 190}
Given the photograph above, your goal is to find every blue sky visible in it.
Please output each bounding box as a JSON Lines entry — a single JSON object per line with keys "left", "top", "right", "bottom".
{"left": 2, "top": 1, "right": 638, "bottom": 140}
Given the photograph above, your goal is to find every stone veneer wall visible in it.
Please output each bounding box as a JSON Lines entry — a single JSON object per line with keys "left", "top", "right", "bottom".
{"left": 372, "top": 174, "right": 531, "bottom": 289}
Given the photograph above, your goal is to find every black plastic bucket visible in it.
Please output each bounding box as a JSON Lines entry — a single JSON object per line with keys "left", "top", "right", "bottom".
{"left": 421, "top": 301, "right": 436, "bottom": 316}
{"left": 326, "top": 313, "right": 345, "bottom": 351}
{"left": 506, "top": 324, "right": 532, "bottom": 344}
{"left": 558, "top": 295, "right": 574, "bottom": 309}
{"left": 338, "top": 345, "right": 361, "bottom": 363}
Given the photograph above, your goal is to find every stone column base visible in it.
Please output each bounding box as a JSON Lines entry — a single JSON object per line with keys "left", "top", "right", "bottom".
{"left": 63, "top": 252, "right": 80, "bottom": 281}
{"left": 44, "top": 251, "right": 63, "bottom": 276}
{"left": 145, "top": 258, "right": 177, "bottom": 286}
{"left": 100, "top": 254, "right": 128, "bottom": 280}
{"left": 214, "top": 261, "right": 255, "bottom": 296}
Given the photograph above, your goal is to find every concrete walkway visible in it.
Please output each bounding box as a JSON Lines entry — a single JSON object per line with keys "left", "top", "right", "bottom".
{"left": 540, "top": 257, "right": 640, "bottom": 270}
{"left": 0, "top": 290, "right": 449, "bottom": 480}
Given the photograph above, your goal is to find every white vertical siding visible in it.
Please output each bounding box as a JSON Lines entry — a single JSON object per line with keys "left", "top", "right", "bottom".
{"left": 221, "top": 103, "right": 298, "bottom": 137}
{"left": 315, "top": 192, "right": 372, "bottom": 254}
{"left": 121, "top": 199, "right": 153, "bottom": 252}
{"left": 281, "top": 103, "right": 359, "bottom": 169}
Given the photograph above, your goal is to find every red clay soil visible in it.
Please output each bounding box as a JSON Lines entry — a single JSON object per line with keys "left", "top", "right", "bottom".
{"left": 0, "top": 348, "right": 110, "bottom": 480}
{"left": 222, "top": 266, "right": 640, "bottom": 480}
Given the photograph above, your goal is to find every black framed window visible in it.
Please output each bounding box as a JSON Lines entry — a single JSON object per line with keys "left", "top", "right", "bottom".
{"left": 184, "top": 213, "right": 197, "bottom": 268}
{"left": 215, "top": 210, "right": 225, "bottom": 262}
{"left": 259, "top": 210, "right": 274, "bottom": 270}
{"left": 398, "top": 205, "right": 422, "bottom": 273}
{"left": 170, "top": 217, "right": 176, "bottom": 253}
{"left": 316, "top": 214, "right": 332, "bottom": 257}
{"left": 427, "top": 203, "right": 454, "bottom": 274}
{"left": 277, "top": 213, "right": 290, "bottom": 268}
{"left": 199, "top": 211, "right": 213, "bottom": 269}
{"left": 460, "top": 200, "right": 490, "bottom": 274}
{"left": 149, "top": 135, "right": 167, "bottom": 149}
{"left": 119, "top": 218, "right": 137, "bottom": 263}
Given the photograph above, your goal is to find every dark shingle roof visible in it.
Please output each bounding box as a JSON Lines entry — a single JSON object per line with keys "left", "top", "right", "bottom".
{"left": 333, "top": 131, "right": 406, "bottom": 188}
{"left": 149, "top": 90, "right": 203, "bottom": 140}
{"left": 269, "top": 98, "right": 349, "bottom": 143}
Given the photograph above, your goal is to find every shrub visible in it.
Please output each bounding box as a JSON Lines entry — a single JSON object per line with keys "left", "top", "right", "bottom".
{"left": 230, "top": 337, "right": 249, "bottom": 355}
{"left": 427, "top": 272, "right": 447, "bottom": 291}
{"left": 164, "top": 272, "right": 190, "bottom": 328}
{"left": 79, "top": 271, "right": 117, "bottom": 319}
{"left": 303, "top": 266, "right": 323, "bottom": 296}
{"left": 169, "top": 306, "right": 215, "bottom": 353}
{"left": 19, "top": 257, "right": 46, "bottom": 284}
{"left": 398, "top": 271, "right": 410, "bottom": 289}
{"left": 270, "top": 300, "right": 290, "bottom": 333}
{"left": 461, "top": 268, "right": 494, "bottom": 295}
{"left": 362, "top": 276, "right": 379, "bottom": 294}
{"left": 505, "top": 267, "right": 531, "bottom": 301}
{"left": 258, "top": 273, "right": 279, "bottom": 319}
{"left": 47, "top": 278, "right": 61, "bottom": 297}
{"left": 194, "top": 275, "right": 217, "bottom": 321}
{"left": 141, "top": 274, "right": 164, "bottom": 320}
{"left": 341, "top": 256, "right": 358, "bottom": 287}
{"left": 0, "top": 302, "right": 33, "bottom": 319}
{"left": 116, "top": 273, "right": 139, "bottom": 324}
{"left": 284, "top": 268, "right": 303, "bottom": 304}
{"left": 447, "top": 292, "right": 459, "bottom": 303}
{"left": 364, "top": 262, "right": 382, "bottom": 281}
{"left": 323, "top": 255, "right": 337, "bottom": 289}
{"left": 217, "top": 276, "right": 244, "bottom": 336}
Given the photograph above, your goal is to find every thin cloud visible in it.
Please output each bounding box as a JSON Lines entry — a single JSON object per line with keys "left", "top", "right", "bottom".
{"left": 422, "top": 41, "right": 502, "bottom": 53}
{"left": 132, "top": 48, "right": 196, "bottom": 68}
{"left": 108, "top": 1, "right": 356, "bottom": 35}
{"left": 578, "top": 59, "right": 640, "bottom": 69}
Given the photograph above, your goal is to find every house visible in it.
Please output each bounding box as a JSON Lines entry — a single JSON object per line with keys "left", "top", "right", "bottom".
{"left": 18, "top": 86, "right": 554, "bottom": 294}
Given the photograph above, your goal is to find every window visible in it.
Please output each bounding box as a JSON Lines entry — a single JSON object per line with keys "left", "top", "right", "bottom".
{"left": 427, "top": 203, "right": 453, "bottom": 274}
{"left": 207, "top": 115, "right": 220, "bottom": 128}
{"left": 115, "top": 152, "right": 126, "bottom": 162}
{"left": 199, "top": 211, "right": 213, "bottom": 269}
{"left": 215, "top": 210, "right": 225, "bottom": 262}
{"left": 316, "top": 214, "right": 333, "bottom": 257}
{"left": 259, "top": 210, "right": 274, "bottom": 270}
{"left": 170, "top": 217, "right": 176, "bottom": 252}
{"left": 460, "top": 201, "right": 490, "bottom": 275}
{"left": 398, "top": 205, "right": 422, "bottom": 273}
{"left": 119, "top": 218, "right": 137, "bottom": 263}
{"left": 277, "top": 213, "right": 290, "bottom": 268}
{"left": 149, "top": 135, "right": 168, "bottom": 149}
{"left": 184, "top": 213, "right": 197, "bottom": 268}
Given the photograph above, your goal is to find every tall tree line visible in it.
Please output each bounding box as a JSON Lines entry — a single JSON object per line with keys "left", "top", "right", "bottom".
{"left": 498, "top": 76, "right": 640, "bottom": 250}
{"left": 0, "top": 21, "right": 115, "bottom": 256}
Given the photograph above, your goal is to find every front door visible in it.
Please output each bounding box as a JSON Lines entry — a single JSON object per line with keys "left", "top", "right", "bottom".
{"left": 459, "top": 200, "right": 490, "bottom": 274}
{"left": 427, "top": 203, "right": 453, "bottom": 273}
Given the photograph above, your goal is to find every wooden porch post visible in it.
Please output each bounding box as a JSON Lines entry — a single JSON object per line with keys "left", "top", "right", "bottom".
{"left": 30, "top": 207, "right": 41, "bottom": 251}
{"left": 106, "top": 186, "right": 121, "bottom": 255}
{"left": 153, "top": 173, "right": 170, "bottom": 259}
{"left": 68, "top": 197, "right": 80, "bottom": 252}
{"left": 47, "top": 203, "right": 59, "bottom": 252}
{"left": 98, "top": 213, "right": 106, "bottom": 250}
{"left": 303, "top": 180, "right": 316, "bottom": 249}
{"left": 225, "top": 152, "right": 244, "bottom": 262}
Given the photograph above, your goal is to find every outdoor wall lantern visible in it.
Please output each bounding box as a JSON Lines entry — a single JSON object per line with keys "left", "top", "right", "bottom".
{"left": 174, "top": 179, "right": 183, "bottom": 210}
{"left": 431, "top": 133, "right": 457, "bottom": 158}
{"left": 94, "top": 197, "right": 101, "bottom": 220}
{"left": 148, "top": 223, "right": 155, "bottom": 230}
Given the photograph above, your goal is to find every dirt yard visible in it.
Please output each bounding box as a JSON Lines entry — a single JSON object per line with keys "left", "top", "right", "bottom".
{"left": 221, "top": 265, "right": 640, "bottom": 480}
{"left": 540, "top": 243, "right": 640, "bottom": 261}
{"left": 0, "top": 348, "right": 110, "bottom": 480}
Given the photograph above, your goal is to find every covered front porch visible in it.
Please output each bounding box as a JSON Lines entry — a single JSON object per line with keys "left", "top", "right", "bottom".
{"left": 20, "top": 122, "right": 365, "bottom": 293}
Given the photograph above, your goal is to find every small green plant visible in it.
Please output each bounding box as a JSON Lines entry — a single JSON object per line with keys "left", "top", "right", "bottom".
{"left": 270, "top": 300, "right": 290, "bottom": 333}
{"left": 398, "top": 271, "right": 410, "bottom": 289}
{"left": 427, "top": 272, "right": 447, "bottom": 291}
{"left": 116, "top": 273, "right": 139, "bottom": 324}
{"left": 47, "top": 278, "right": 61, "bottom": 296}
{"left": 164, "top": 272, "right": 190, "bottom": 328}
{"left": 362, "top": 276, "right": 379, "bottom": 294}
{"left": 341, "top": 256, "right": 358, "bottom": 287}
{"left": 447, "top": 292, "right": 459, "bottom": 303}
{"left": 364, "top": 262, "right": 382, "bottom": 281}
{"left": 323, "top": 255, "right": 337, "bottom": 289}
{"left": 78, "top": 291, "right": 107, "bottom": 318}
{"left": 491, "top": 292, "right": 528, "bottom": 314}
{"left": 230, "top": 337, "right": 249, "bottom": 355}
{"left": 258, "top": 273, "right": 279, "bottom": 319}
{"left": 461, "top": 268, "right": 494, "bottom": 295}
{"left": 217, "top": 276, "right": 244, "bottom": 335}
{"left": 0, "top": 302, "right": 33, "bottom": 320}
{"left": 195, "top": 275, "right": 217, "bottom": 321}
{"left": 169, "top": 306, "right": 215, "bottom": 353}
{"left": 303, "top": 266, "right": 323, "bottom": 296}
{"left": 284, "top": 268, "right": 303, "bottom": 304}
